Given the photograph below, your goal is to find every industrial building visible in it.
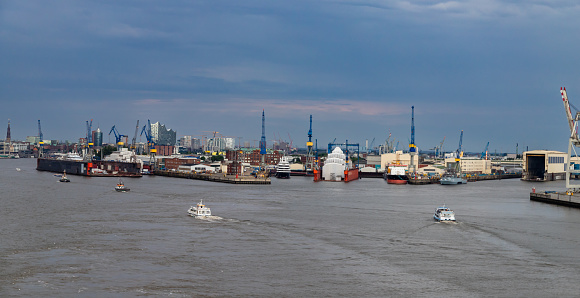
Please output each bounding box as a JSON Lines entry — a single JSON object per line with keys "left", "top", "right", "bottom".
{"left": 444, "top": 157, "right": 492, "bottom": 175}
{"left": 380, "top": 151, "right": 419, "bottom": 172}
{"left": 522, "top": 150, "right": 567, "bottom": 181}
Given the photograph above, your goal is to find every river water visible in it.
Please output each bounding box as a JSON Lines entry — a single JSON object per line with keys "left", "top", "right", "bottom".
{"left": 1, "top": 158, "right": 580, "bottom": 297}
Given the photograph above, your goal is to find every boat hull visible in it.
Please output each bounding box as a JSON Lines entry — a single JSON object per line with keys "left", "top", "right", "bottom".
{"left": 275, "top": 172, "right": 291, "bottom": 179}
{"left": 440, "top": 177, "right": 467, "bottom": 185}
{"left": 434, "top": 215, "right": 456, "bottom": 222}
{"left": 384, "top": 174, "right": 409, "bottom": 184}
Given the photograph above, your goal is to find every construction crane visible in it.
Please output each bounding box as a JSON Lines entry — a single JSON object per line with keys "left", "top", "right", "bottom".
{"left": 369, "top": 137, "right": 375, "bottom": 154}
{"left": 287, "top": 132, "right": 293, "bottom": 152}
{"left": 131, "top": 120, "right": 139, "bottom": 151}
{"left": 560, "top": 87, "right": 580, "bottom": 192}
{"left": 481, "top": 141, "right": 490, "bottom": 160}
{"left": 38, "top": 120, "right": 44, "bottom": 157}
{"left": 437, "top": 136, "right": 446, "bottom": 159}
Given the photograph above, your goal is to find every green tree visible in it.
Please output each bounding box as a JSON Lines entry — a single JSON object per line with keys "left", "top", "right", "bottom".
{"left": 101, "top": 145, "right": 116, "bottom": 157}
{"left": 211, "top": 155, "right": 224, "bottom": 162}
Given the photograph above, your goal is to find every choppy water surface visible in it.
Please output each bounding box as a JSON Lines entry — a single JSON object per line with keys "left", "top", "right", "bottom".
{"left": 2, "top": 159, "right": 580, "bottom": 297}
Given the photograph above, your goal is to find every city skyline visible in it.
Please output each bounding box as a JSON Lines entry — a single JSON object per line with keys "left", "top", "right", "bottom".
{"left": 2, "top": 1, "right": 580, "bottom": 153}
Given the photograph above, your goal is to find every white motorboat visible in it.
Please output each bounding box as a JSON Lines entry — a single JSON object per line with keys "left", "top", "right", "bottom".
{"left": 434, "top": 205, "right": 456, "bottom": 222}
{"left": 188, "top": 200, "right": 212, "bottom": 218}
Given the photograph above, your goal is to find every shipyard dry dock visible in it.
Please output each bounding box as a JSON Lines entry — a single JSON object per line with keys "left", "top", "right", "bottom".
{"left": 530, "top": 191, "right": 580, "bottom": 208}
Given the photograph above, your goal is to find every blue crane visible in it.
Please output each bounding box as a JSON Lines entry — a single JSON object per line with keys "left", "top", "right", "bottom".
{"left": 455, "top": 130, "right": 464, "bottom": 161}
{"left": 86, "top": 119, "right": 93, "bottom": 147}
{"left": 481, "top": 142, "right": 489, "bottom": 160}
{"left": 409, "top": 106, "right": 416, "bottom": 153}
{"left": 38, "top": 120, "right": 44, "bottom": 157}
{"left": 109, "top": 125, "right": 126, "bottom": 148}
{"left": 260, "top": 110, "right": 266, "bottom": 155}
{"left": 140, "top": 119, "right": 156, "bottom": 155}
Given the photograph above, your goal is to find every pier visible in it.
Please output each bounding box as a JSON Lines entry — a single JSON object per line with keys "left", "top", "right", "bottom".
{"left": 407, "top": 173, "right": 522, "bottom": 185}
{"left": 154, "top": 170, "right": 271, "bottom": 184}
{"left": 530, "top": 191, "right": 580, "bottom": 208}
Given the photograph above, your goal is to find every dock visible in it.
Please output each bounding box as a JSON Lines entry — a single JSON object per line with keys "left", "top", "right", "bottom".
{"left": 530, "top": 191, "right": 580, "bottom": 208}
{"left": 155, "top": 170, "right": 271, "bottom": 184}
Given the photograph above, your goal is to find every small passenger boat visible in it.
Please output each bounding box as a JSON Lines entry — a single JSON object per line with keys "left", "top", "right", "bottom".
{"left": 59, "top": 170, "right": 70, "bottom": 183}
{"left": 115, "top": 179, "right": 130, "bottom": 192}
{"left": 188, "top": 200, "right": 212, "bottom": 218}
{"left": 434, "top": 205, "right": 456, "bottom": 222}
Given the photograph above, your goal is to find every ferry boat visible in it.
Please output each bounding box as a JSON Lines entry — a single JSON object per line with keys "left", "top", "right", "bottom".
{"left": 115, "top": 179, "right": 130, "bottom": 192}
{"left": 434, "top": 205, "right": 456, "bottom": 222}
{"left": 59, "top": 170, "right": 70, "bottom": 183}
{"left": 188, "top": 200, "right": 212, "bottom": 218}
{"left": 384, "top": 165, "right": 409, "bottom": 184}
{"left": 275, "top": 156, "right": 291, "bottom": 179}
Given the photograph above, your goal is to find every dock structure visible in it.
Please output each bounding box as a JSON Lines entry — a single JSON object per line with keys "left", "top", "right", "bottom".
{"left": 154, "top": 170, "right": 271, "bottom": 184}
{"left": 530, "top": 191, "right": 580, "bottom": 208}
{"left": 407, "top": 173, "right": 522, "bottom": 185}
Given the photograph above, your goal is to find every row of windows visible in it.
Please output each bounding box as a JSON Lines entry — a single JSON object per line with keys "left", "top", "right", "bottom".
{"left": 548, "top": 156, "right": 565, "bottom": 164}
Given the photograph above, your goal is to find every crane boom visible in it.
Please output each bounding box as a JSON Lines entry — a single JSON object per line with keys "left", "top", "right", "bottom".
{"left": 456, "top": 130, "right": 463, "bottom": 161}
{"left": 38, "top": 120, "right": 43, "bottom": 142}
{"left": 561, "top": 87, "right": 575, "bottom": 135}
{"left": 132, "top": 120, "right": 139, "bottom": 150}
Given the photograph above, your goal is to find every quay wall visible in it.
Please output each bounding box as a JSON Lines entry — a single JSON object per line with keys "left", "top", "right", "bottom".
{"left": 530, "top": 192, "right": 580, "bottom": 208}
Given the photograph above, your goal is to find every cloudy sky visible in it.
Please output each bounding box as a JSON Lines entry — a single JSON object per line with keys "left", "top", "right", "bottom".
{"left": 1, "top": 0, "right": 580, "bottom": 153}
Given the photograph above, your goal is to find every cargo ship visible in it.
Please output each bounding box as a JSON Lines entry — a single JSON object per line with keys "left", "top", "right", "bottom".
{"left": 384, "top": 164, "right": 409, "bottom": 184}
{"left": 37, "top": 153, "right": 142, "bottom": 177}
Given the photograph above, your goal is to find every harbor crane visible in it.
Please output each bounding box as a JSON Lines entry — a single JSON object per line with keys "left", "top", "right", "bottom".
{"left": 38, "top": 120, "right": 44, "bottom": 157}
{"left": 306, "top": 115, "right": 314, "bottom": 172}
{"left": 85, "top": 119, "right": 93, "bottom": 161}
{"left": 409, "top": 106, "right": 417, "bottom": 174}
{"left": 109, "top": 125, "right": 126, "bottom": 150}
{"left": 560, "top": 87, "right": 580, "bottom": 192}
{"left": 454, "top": 130, "right": 464, "bottom": 174}
{"left": 140, "top": 120, "right": 157, "bottom": 170}
{"left": 131, "top": 120, "right": 139, "bottom": 151}
{"left": 481, "top": 142, "right": 490, "bottom": 160}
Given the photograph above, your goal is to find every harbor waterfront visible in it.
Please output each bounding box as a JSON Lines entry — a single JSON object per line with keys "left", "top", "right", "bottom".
{"left": 2, "top": 158, "right": 580, "bottom": 297}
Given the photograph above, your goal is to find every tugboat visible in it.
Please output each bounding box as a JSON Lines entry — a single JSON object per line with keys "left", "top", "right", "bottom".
{"left": 59, "top": 170, "right": 70, "bottom": 183}
{"left": 188, "top": 200, "right": 212, "bottom": 218}
{"left": 433, "top": 205, "right": 456, "bottom": 222}
{"left": 115, "top": 179, "right": 130, "bottom": 192}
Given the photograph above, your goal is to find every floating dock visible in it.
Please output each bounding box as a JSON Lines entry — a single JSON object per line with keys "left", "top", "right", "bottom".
{"left": 155, "top": 170, "right": 271, "bottom": 184}
{"left": 530, "top": 191, "right": 580, "bottom": 208}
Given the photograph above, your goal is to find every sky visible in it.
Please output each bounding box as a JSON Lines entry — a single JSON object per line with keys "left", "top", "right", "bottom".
{"left": 2, "top": 0, "right": 580, "bottom": 154}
